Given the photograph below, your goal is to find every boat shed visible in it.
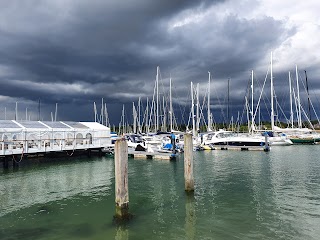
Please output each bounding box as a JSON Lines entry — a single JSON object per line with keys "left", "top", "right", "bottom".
{"left": 0, "top": 120, "right": 111, "bottom": 156}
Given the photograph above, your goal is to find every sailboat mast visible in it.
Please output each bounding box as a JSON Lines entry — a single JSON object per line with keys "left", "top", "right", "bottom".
{"left": 304, "top": 70, "right": 311, "bottom": 121}
{"left": 245, "top": 96, "right": 250, "bottom": 132}
{"left": 258, "top": 106, "right": 261, "bottom": 130}
{"left": 122, "top": 104, "right": 125, "bottom": 134}
{"left": 133, "top": 102, "right": 137, "bottom": 133}
{"left": 191, "top": 82, "right": 196, "bottom": 136}
{"left": 196, "top": 83, "right": 200, "bottom": 133}
{"left": 146, "top": 98, "right": 149, "bottom": 133}
{"left": 270, "top": 52, "right": 275, "bottom": 132}
{"left": 146, "top": 98, "right": 150, "bottom": 133}
{"left": 94, "top": 102, "right": 97, "bottom": 122}
{"left": 251, "top": 70, "right": 254, "bottom": 134}
{"left": 289, "top": 72, "right": 294, "bottom": 128}
{"left": 227, "top": 78, "right": 230, "bottom": 127}
{"left": 292, "top": 87, "right": 299, "bottom": 126}
{"left": 101, "top": 98, "right": 104, "bottom": 125}
{"left": 55, "top": 103, "right": 58, "bottom": 121}
{"left": 208, "top": 72, "right": 211, "bottom": 131}
{"left": 156, "top": 66, "right": 159, "bottom": 131}
{"left": 231, "top": 116, "right": 234, "bottom": 131}
{"left": 138, "top": 97, "right": 141, "bottom": 133}
{"left": 162, "top": 96, "right": 166, "bottom": 131}
{"left": 296, "top": 65, "right": 302, "bottom": 128}
{"left": 170, "top": 77, "right": 173, "bottom": 132}
{"left": 237, "top": 111, "right": 240, "bottom": 132}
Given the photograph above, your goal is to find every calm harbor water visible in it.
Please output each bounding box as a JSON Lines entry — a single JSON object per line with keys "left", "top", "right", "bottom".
{"left": 1, "top": 145, "right": 320, "bottom": 239}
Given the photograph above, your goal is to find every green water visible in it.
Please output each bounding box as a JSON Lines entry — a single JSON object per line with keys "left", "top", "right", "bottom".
{"left": 1, "top": 145, "right": 320, "bottom": 239}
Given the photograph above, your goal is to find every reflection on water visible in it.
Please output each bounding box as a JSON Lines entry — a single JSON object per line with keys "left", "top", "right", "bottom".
{"left": 185, "top": 194, "right": 195, "bottom": 240}
{"left": 0, "top": 158, "right": 114, "bottom": 217}
{"left": 0, "top": 146, "right": 320, "bottom": 239}
{"left": 115, "top": 226, "right": 128, "bottom": 240}
{"left": 268, "top": 146, "right": 320, "bottom": 239}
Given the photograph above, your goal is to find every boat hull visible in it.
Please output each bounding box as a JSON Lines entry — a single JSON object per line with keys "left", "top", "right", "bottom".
{"left": 290, "top": 138, "right": 317, "bottom": 144}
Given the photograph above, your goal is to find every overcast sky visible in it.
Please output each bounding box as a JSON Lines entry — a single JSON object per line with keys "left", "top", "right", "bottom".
{"left": 0, "top": 0, "right": 319, "bottom": 126}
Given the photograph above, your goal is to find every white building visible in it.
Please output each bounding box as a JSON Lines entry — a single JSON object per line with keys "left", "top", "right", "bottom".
{"left": 0, "top": 120, "right": 111, "bottom": 156}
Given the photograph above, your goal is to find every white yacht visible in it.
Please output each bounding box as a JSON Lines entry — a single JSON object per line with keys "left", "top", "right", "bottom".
{"left": 201, "top": 130, "right": 270, "bottom": 151}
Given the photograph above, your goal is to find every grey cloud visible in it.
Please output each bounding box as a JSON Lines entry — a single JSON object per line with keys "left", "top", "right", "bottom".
{"left": 0, "top": 0, "right": 312, "bottom": 124}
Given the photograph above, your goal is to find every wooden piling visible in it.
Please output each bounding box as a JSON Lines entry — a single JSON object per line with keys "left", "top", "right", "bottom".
{"left": 114, "top": 138, "right": 129, "bottom": 219}
{"left": 184, "top": 133, "right": 194, "bottom": 192}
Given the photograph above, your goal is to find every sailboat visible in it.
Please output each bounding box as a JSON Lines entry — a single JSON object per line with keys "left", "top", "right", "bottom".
{"left": 275, "top": 65, "right": 320, "bottom": 144}
{"left": 267, "top": 52, "right": 293, "bottom": 146}
{"left": 247, "top": 52, "right": 292, "bottom": 146}
{"left": 200, "top": 71, "right": 270, "bottom": 151}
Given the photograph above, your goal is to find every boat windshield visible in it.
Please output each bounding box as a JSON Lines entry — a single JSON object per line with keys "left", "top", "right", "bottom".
{"left": 132, "top": 135, "right": 144, "bottom": 143}
{"left": 125, "top": 134, "right": 144, "bottom": 143}
{"left": 216, "top": 132, "right": 235, "bottom": 138}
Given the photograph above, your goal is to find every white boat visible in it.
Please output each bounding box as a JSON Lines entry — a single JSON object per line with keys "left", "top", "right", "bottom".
{"left": 257, "top": 131, "right": 293, "bottom": 146}
{"left": 124, "top": 134, "right": 147, "bottom": 152}
{"left": 201, "top": 130, "right": 270, "bottom": 151}
{"left": 269, "top": 136, "right": 293, "bottom": 146}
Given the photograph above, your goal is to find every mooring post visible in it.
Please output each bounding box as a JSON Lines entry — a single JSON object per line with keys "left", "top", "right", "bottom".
{"left": 184, "top": 133, "right": 194, "bottom": 192}
{"left": 114, "top": 138, "right": 129, "bottom": 219}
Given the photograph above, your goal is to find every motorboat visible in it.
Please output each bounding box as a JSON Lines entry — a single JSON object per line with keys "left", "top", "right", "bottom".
{"left": 201, "top": 130, "right": 269, "bottom": 151}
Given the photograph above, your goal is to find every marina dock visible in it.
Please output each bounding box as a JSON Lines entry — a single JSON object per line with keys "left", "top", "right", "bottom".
{"left": 0, "top": 120, "right": 111, "bottom": 167}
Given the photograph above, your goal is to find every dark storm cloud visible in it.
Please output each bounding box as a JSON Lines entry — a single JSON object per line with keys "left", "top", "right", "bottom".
{"left": 0, "top": 0, "right": 300, "bottom": 123}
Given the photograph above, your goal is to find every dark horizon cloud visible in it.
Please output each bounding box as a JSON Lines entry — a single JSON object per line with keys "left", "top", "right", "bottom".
{"left": 0, "top": 0, "right": 319, "bottom": 127}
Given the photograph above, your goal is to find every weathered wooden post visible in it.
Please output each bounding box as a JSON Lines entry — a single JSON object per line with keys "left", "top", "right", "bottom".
{"left": 184, "top": 133, "right": 194, "bottom": 192}
{"left": 114, "top": 138, "right": 130, "bottom": 220}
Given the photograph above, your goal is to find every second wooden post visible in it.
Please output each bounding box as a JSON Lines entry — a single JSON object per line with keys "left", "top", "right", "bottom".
{"left": 115, "top": 138, "right": 129, "bottom": 219}
{"left": 184, "top": 133, "right": 194, "bottom": 192}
